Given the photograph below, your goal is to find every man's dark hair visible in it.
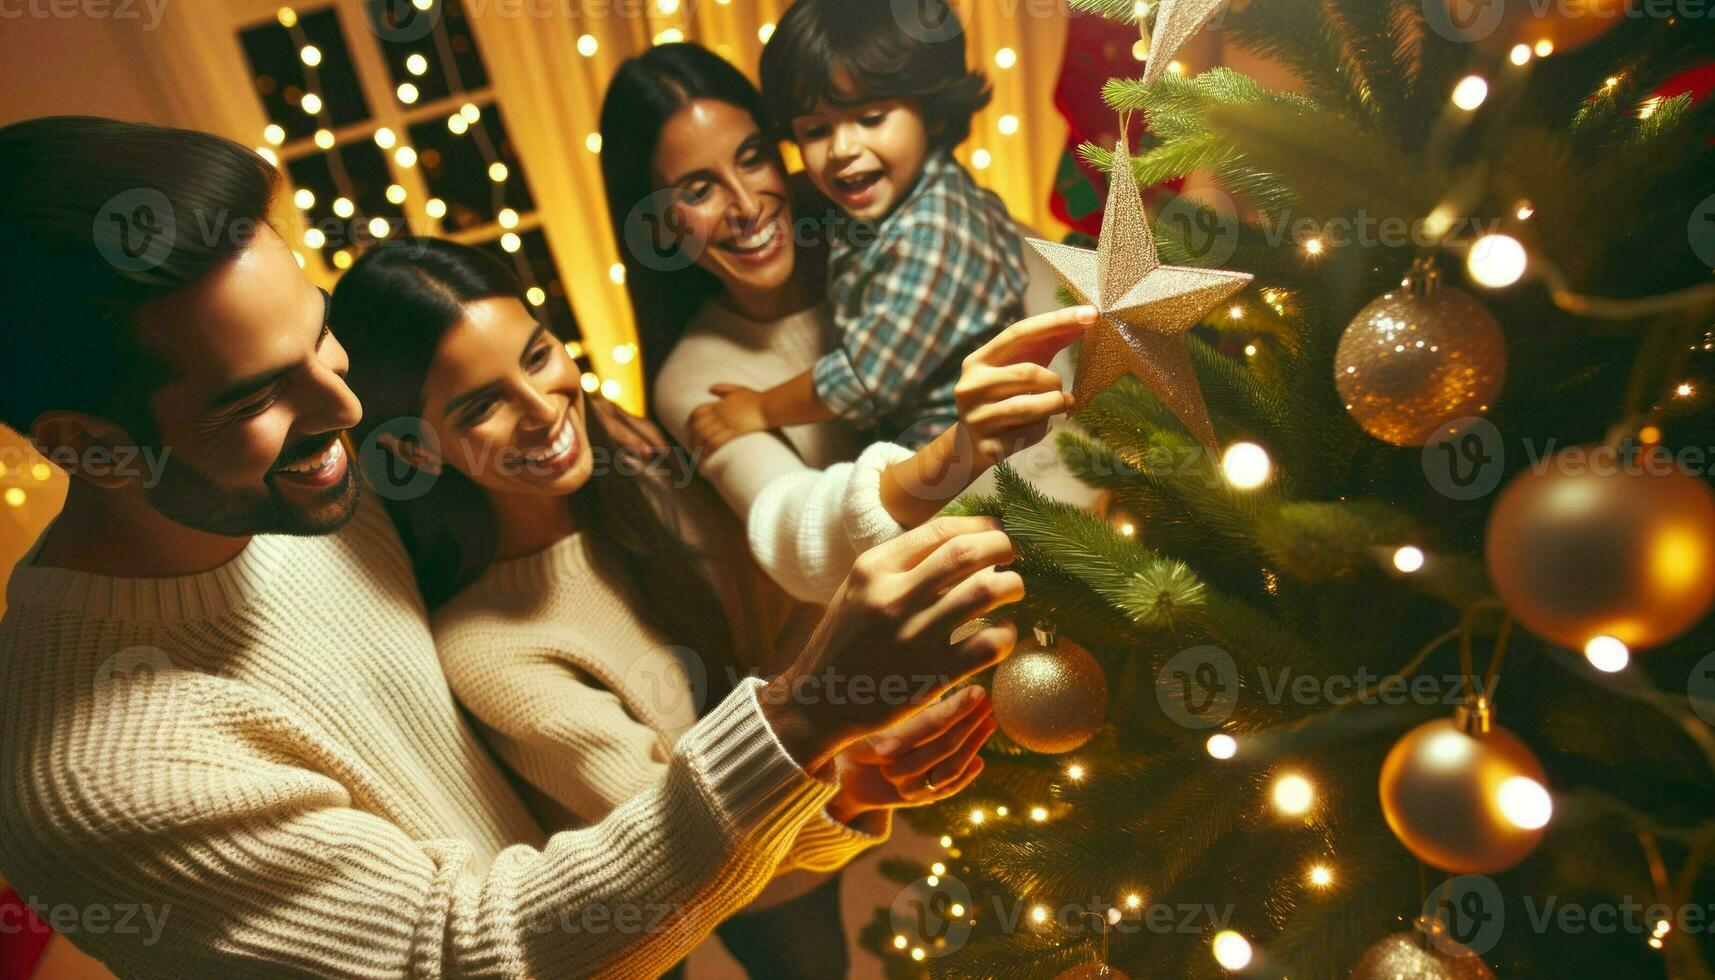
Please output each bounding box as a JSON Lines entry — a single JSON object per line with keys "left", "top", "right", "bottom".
{"left": 0, "top": 116, "right": 279, "bottom": 437}
{"left": 759, "top": 0, "right": 991, "bottom": 150}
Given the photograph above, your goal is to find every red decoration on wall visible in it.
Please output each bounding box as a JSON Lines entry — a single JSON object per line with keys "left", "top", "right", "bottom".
{"left": 1048, "top": 11, "right": 1164, "bottom": 237}
{"left": 0, "top": 889, "right": 51, "bottom": 980}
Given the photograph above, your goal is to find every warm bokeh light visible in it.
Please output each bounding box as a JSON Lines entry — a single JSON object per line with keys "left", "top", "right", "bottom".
{"left": 1222, "top": 442, "right": 1272, "bottom": 489}
{"left": 1393, "top": 546, "right": 1425, "bottom": 573}
{"left": 1584, "top": 635, "right": 1630, "bottom": 673}
{"left": 1212, "top": 930, "right": 1253, "bottom": 970}
{"left": 1468, "top": 234, "right": 1528, "bottom": 288}
{"left": 1272, "top": 773, "right": 1314, "bottom": 816}
{"left": 1497, "top": 776, "right": 1553, "bottom": 830}
{"left": 1452, "top": 75, "right": 1489, "bottom": 111}
{"left": 1206, "top": 733, "right": 1238, "bottom": 760}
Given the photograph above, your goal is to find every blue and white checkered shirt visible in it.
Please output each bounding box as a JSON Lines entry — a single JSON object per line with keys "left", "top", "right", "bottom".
{"left": 813, "top": 151, "right": 1029, "bottom": 448}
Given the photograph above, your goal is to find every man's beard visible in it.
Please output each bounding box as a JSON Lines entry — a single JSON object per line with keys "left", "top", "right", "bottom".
{"left": 144, "top": 436, "right": 361, "bottom": 538}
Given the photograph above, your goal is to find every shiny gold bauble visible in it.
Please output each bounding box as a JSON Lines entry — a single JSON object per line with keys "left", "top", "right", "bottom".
{"left": 1351, "top": 930, "right": 1495, "bottom": 980}
{"left": 1379, "top": 709, "right": 1549, "bottom": 874}
{"left": 992, "top": 625, "right": 1108, "bottom": 755}
{"left": 1485, "top": 446, "right": 1715, "bottom": 650}
{"left": 1335, "top": 277, "right": 1505, "bottom": 446}
{"left": 1056, "top": 963, "right": 1131, "bottom": 980}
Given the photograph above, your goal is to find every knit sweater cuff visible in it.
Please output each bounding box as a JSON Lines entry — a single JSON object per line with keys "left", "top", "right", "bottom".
{"left": 677, "top": 678, "right": 838, "bottom": 855}
{"left": 842, "top": 441, "right": 914, "bottom": 555}
{"left": 791, "top": 807, "right": 892, "bottom": 873}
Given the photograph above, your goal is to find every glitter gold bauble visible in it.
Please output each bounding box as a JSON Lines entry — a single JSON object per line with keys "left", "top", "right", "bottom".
{"left": 992, "top": 624, "right": 1108, "bottom": 755}
{"left": 1350, "top": 929, "right": 1495, "bottom": 980}
{"left": 1485, "top": 445, "right": 1715, "bottom": 651}
{"left": 1056, "top": 963, "right": 1131, "bottom": 980}
{"left": 1379, "top": 703, "right": 1549, "bottom": 874}
{"left": 1335, "top": 267, "right": 1505, "bottom": 446}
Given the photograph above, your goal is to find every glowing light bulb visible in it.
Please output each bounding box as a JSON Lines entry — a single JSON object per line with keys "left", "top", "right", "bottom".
{"left": 601, "top": 378, "right": 622, "bottom": 400}
{"left": 276, "top": 7, "right": 297, "bottom": 27}
{"left": 461, "top": 103, "right": 481, "bottom": 123}
{"left": 1510, "top": 43, "right": 1532, "bottom": 65}
{"left": 1272, "top": 773, "right": 1314, "bottom": 816}
{"left": 368, "top": 217, "right": 392, "bottom": 239}
{"left": 374, "top": 127, "right": 397, "bottom": 149}
{"left": 498, "top": 207, "right": 520, "bottom": 229}
{"left": 394, "top": 146, "right": 418, "bottom": 168}
{"left": 1206, "top": 733, "right": 1238, "bottom": 760}
{"left": 1030, "top": 806, "right": 1048, "bottom": 822}
{"left": 526, "top": 286, "right": 546, "bottom": 307}
{"left": 970, "top": 808, "right": 986, "bottom": 824}
{"left": 406, "top": 53, "right": 428, "bottom": 76}
{"left": 893, "top": 935, "right": 908, "bottom": 950}
{"left": 264, "top": 124, "right": 286, "bottom": 146}
{"left": 1393, "top": 546, "right": 1425, "bottom": 573}
{"left": 995, "top": 47, "right": 1017, "bottom": 69}
{"left": 332, "top": 197, "right": 354, "bottom": 218}
{"left": 998, "top": 114, "right": 1019, "bottom": 135}
{"left": 448, "top": 114, "right": 470, "bottom": 135}
{"left": 939, "top": 835, "right": 953, "bottom": 848}
{"left": 586, "top": 133, "right": 603, "bottom": 153}
{"left": 608, "top": 262, "right": 626, "bottom": 284}
{"left": 1132, "top": 39, "right": 1148, "bottom": 60}
{"left": 1212, "top": 930, "right": 1253, "bottom": 970}
{"left": 1468, "top": 234, "right": 1527, "bottom": 288}
{"left": 303, "top": 228, "right": 326, "bottom": 249}
{"left": 1125, "top": 893, "right": 1143, "bottom": 909}
{"left": 1221, "top": 442, "right": 1271, "bottom": 489}
{"left": 1066, "top": 763, "right": 1085, "bottom": 781}
{"left": 1119, "top": 522, "right": 1135, "bottom": 537}
{"left": 500, "top": 232, "right": 521, "bottom": 253}
{"left": 386, "top": 183, "right": 407, "bottom": 205}
{"left": 1452, "top": 75, "right": 1489, "bottom": 111}
{"left": 1031, "top": 906, "right": 1048, "bottom": 924}
{"left": 1308, "top": 864, "right": 1333, "bottom": 887}
{"left": 1675, "top": 382, "right": 1695, "bottom": 398}
{"left": 911, "top": 947, "right": 925, "bottom": 962}
{"left": 971, "top": 149, "right": 992, "bottom": 170}
{"left": 332, "top": 249, "right": 352, "bottom": 270}
{"left": 931, "top": 862, "right": 946, "bottom": 875}
{"left": 299, "top": 45, "right": 322, "bottom": 67}
{"left": 488, "top": 162, "right": 509, "bottom": 182}
{"left": 1497, "top": 776, "right": 1553, "bottom": 830}
{"left": 1534, "top": 39, "right": 1555, "bottom": 57}
{"left": 653, "top": 28, "right": 684, "bottom": 44}
{"left": 5, "top": 487, "right": 27, "bottom": 507}
{"left": 293, "top": 188, "right": 315, "bottom": 209}
{"left": 301, "top": 92, "right": 323, "bottom": 115}
{"left": 256, "top": 147, "right": 279, "bottom": 165}
{"left": 758, "top": 22, "right": 774, "bottom": 42}
{"left": 577, "top": 33, "right": 598, "bottom": 56}
{"left": 581, "top": 372, "right": 601, "bottom": 393}
{"left": 1304, "top": 237, "right": 1324, "bottom": 256}
{"left": 1584, "top": 635, "right": 1630, "bottom": 673}
{"left": 396, "top": 82, "right": 420, "bottom": 105}
{"left": 425, "top": 197, "right": 447, "bottom": 219}
{"left": 313, "top": 129, "right": 335, "bottom": 150}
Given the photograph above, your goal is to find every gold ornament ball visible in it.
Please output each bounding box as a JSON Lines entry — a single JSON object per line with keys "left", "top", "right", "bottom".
{"left": 1335, "top": 283, "right": 1505, "bottom": 446}
{"left": 1351, "top": 930, "right": 1495, "bottom": 980}
{"left": 1056, "top": 964, "right": 1130, "bottom": 980}
{"left": 992, "top": 626, "right": 1108, "bottom": 755}
{"left": 1485, "top": 446, "right": 1715, "bottom": 650}
{"left": 1379, "top": 713, "right": 1549, "bottom": 874}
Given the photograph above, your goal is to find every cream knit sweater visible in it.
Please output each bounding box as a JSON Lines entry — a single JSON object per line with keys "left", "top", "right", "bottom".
{"left": 654, "top": 300, "right": 912, "bottom": 604}
{"left": 0, "top": 496, "right": 850, "bottom": 979}
{"left": 430, "top": 529, "right": 889, "bottom": 890}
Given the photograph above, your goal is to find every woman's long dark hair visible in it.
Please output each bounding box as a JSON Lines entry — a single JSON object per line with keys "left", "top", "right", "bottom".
{"left": 334, "top": 238, "right": 773, "bottom": 673}
{"left": 598, "top": 43, "right": 772, "bottom": 387}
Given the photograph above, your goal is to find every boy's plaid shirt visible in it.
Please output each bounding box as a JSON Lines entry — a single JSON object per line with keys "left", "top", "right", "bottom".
{"left": 812, "top": 150, "right": 1029, "bottom": 448}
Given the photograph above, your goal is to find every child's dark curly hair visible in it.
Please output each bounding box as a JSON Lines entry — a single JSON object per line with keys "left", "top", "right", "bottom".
{"left": 759, "top": 0, "right": 992, "bottom": 151}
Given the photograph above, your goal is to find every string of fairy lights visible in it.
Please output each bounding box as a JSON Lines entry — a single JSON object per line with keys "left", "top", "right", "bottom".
{"left": 885, "top": 31, "right": 1709, "bottom": 974}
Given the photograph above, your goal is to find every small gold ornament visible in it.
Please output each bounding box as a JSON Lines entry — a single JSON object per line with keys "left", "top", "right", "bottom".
{"left": 1351, "top": 920, "right": 1496, "bottom": 980}
{"left": 992, "top": 624, "right": 1109, "bottom": 754}
{"left": 1486, "top": 442, "right": 1715, "bottom": 651}
{"left": 1334, "top": 263, "right": 1506, "bottom": 446}
{"left": 1028, "top": 140, "right": 1252, "bottom": 449}
{"left": 1379, "top": 699, "right": 1550, "bottom": 874}
{"left": 1056, "top": 964, "right": 1131, "bottom": 980}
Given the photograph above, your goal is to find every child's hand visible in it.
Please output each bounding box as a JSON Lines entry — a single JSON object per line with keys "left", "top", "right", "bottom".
{"left": 688, "top": 383, "right": 769, "bottom": 454}
{"left": 951, "top": 305, "right": 1095, "bottom": 472}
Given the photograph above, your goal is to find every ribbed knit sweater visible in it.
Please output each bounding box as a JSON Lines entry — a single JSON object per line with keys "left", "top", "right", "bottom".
{"left": 431, "top": 530, "right": 889, "bottom": 893}
{"left": 0, "top": 496, "right": 845, "bottom": 979}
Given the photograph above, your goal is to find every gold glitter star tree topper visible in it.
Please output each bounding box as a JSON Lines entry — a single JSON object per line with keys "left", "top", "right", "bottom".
{"left": 1027, "top": 140, "right": 1252, "bottom": 450}
{"left": 1141, "top": 0, "right": 1233, "bottom": 84}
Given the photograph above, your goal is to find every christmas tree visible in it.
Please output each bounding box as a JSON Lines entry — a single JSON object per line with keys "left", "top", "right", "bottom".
{"left": 864, "top": 1, "right": 1715, "bottom": 976}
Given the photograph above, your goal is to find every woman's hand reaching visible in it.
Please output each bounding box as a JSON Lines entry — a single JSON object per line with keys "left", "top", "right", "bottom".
{"left": 825, "top": 685, "right": 994, "bottom": 827}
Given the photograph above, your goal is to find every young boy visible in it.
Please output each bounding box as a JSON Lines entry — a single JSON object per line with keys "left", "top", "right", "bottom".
{"left": 688, "top": 0, "right": 1030, "bottom": 451}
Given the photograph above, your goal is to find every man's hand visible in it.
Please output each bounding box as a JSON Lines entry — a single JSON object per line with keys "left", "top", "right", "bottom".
{"left": 759, "top": 516, "right": 1024, "bottom": 770}
{"left": 826, "top": 685, "right": 994, "bottom": 825}
{"left": 687, "top": 383, "right": 769, "bottom": 454}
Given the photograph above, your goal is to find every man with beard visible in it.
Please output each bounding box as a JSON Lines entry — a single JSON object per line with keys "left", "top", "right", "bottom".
{"left": 0, "top": 117, "right": 1025, "bottom": 978}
